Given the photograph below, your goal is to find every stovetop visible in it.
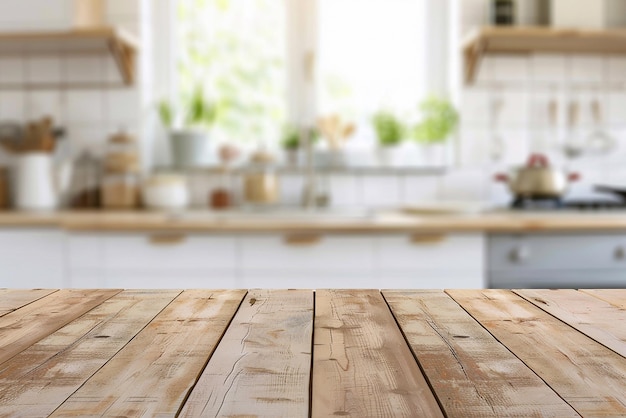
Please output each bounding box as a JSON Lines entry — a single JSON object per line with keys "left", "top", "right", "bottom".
{"left": 510, "top": 197, "right": 626, "bottom": 212}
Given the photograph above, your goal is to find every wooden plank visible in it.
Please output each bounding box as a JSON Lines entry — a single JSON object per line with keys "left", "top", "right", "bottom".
{"left": 180, "top": 289, "right": 313, "bottom": 417}
{"left": 0, "top": 289, "right": 57, "bottom": 317}
{"left": 0, "top": 289, "right": 121, "bottom": 366}
{"left": 448, "top": 290, "right": 626, "bottom": 417}
{"left": 383, "top": 290, "right": 579, "bottom": 417}
{"left": 50, "top": 289, "right": 247, "bottom": 418}
{"left": 516, "top": 289, "right": 626, "bottom": 358}
{"left": 0, "top": 290, "right": 180, "bottom": 417}
{"left": 311, "top": 289, "right": 443, "bottom": 418}
{"left": 580, "top": 289, "right": 626, "bottom": 309}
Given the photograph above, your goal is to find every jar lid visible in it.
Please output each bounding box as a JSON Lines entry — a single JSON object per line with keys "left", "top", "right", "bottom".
{"left": 145, "top": 173, "right": 187, "bottom": 187}
{"left": 250, "top": 150, "right": 275, "bottom": 165}
{"left": 109, "top": 130, "right": 136, "bottom": 144}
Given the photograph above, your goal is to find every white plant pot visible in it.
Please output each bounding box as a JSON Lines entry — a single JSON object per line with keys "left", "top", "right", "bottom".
{"left": 376, "top": 146, "right": 402, "bottom": 167}
{"left": 418, "top": 143, "right": 448, "bottom": 167}
{"left": 170, "top": 129, "right": 210, "bottom": 169}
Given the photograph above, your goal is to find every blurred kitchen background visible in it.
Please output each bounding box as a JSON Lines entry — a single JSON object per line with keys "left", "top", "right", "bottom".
{"left": 2, "top": 0, "right": 626, "bottom": 289}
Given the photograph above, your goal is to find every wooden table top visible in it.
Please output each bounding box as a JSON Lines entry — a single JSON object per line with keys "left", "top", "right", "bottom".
{"left": 0, "top": 288, "right": 625, "bottom": 417}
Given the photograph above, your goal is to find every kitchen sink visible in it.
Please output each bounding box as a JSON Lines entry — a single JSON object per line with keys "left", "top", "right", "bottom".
{"left": 167, "top": 209, "right": 377, "bottom": 223}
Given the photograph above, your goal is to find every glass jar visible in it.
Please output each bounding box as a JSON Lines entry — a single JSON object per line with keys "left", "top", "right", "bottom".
{"left": 104, "top": 130, "right": 140, "bottom": 173}
{"left": 243, "top": 151, "right": 280, "bottom": 208}
{"left": 101, "top": 173, "right": 141, "bottom": 209}
{"left": 68, "top": 150, "right": 102, "bottom": 209}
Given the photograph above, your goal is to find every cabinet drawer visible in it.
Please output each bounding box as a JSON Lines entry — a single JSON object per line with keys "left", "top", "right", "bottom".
{"left": 102, "top": 234, "right": 236, "bottom": 271}
{"left": 489, "top": 234, "right": 626, "bottom": 271}
{"left": 239, "top": 235, "right": 375, "bottom": 273}
{"left": 378, "top": 234, "right": 484, "bottom": 271}
{"left": 380, "top": 271, "right": 485, "bottom": 290}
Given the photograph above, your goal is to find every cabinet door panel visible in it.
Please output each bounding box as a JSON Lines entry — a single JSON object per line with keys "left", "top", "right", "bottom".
{"left": 0, "top": 229, "right": 65, "bottom": 288}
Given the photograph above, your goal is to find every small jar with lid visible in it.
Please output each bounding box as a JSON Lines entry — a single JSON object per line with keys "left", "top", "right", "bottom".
{"left": 101, "top": 130, "right": 141, "bottom": 210}
{"left": 243, "top": 150, "right": 280, "bottom": 208}
{"left": 68, "top": 150, "right": 102, "bottom": 209}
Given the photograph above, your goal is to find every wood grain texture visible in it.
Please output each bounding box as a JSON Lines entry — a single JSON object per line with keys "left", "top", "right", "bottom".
{"left": 180, "top": 290, "right": 313, "bottom": 418}
{"left": 0, "top": 289, "right": 121, "bottom": 366}
{"left": 383, "top": 290, "right": 579, "bottom": 417}
{"left": 0, "top": 290, "right": 180, "bottom": 417}
{"left": 448, "top": 290, "right": 626, "bottom": 417}
{"left": 581, "top": 289, "right": 626, "bottom": 309}
{"left": 0, "top": 289, "right": 57, "bottom": 317}
{"left": 516, "top": 289, "right": 626, "bottom": 358}
{"left": 311, "top": 289, "right": 443, "bottom": 418}
{"left": 50, "top": 289, "right": 247, "bottom": 418}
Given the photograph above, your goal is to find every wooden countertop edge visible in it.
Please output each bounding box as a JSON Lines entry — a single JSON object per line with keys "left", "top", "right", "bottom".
{"left": 2, "top": 211, "right": 626, "bottom": 233}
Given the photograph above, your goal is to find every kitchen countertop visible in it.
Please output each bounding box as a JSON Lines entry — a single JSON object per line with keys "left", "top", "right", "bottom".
{"left": 2, "top": 209, "right": 626, "bottom": 233}
{"left": 0, "top": 288, "right": 624, "bottom": 416}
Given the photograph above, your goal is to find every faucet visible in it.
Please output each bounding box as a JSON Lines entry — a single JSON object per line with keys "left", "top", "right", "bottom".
{"left": 301, "top": 126, "right": 331, "bottom": 209}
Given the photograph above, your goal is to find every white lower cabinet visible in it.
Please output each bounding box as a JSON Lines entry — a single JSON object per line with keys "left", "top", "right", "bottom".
{"left": 61, "top": 231, "right": 486, "bottom": 289}
{"left": 0, "top": 229, "right": 65, "bottom": 288}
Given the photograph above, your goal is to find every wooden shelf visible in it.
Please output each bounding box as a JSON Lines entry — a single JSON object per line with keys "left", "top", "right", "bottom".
{"left": 0, "top": 27, "right": 139, "bottom": 86}
{"left": 463, "top": 26, "right": 626, "bottom": 85}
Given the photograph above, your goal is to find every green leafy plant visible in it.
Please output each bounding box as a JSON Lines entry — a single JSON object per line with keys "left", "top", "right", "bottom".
{"left": 280, "top": 125, "right": 319, "bottom": 150}
{"left": 158, "top": 86, "right": 221, "bottom": 129}
{"left": 412, "top": 97, "right": 459, "bottom": 145}
{"left": 372, "top": 111, "right": 404, "bottom": 147}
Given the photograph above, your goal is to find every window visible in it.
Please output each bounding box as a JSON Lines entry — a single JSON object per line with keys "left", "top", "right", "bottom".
{"left": 176, "top": 0, "right": 287, "bottom": 144}
{"left": 174, "top": 0, "right": 429, "bottom": 147}
{"left": 317, "top": 0, "right": 426, "bottom": 136}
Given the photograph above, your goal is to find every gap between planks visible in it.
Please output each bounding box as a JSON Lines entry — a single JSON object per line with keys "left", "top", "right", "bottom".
{"left": 447, "top": 289, "right": 626, "bottom": 417}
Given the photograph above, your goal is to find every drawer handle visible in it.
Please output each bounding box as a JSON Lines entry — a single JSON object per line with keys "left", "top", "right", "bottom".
{"left": 148, "top": 234, "right": 187, "bottom": 246}
{"left": 409, "top": 234, "right": 446, "bottom": 245}
{"left": 284, "top": 234, "right": 322, "bottom": 246}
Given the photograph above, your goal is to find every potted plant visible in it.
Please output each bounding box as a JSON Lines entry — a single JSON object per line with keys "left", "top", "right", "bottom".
{"left": 158, "top": 86, "right": 221, "bottom": 169}
{"left": 280, "top": 124, "right": 319, "bottom": 167}
{"left": 411, "top": 97, "right": 459, "bottom": 166}
{"left": 372, "top": 110, "right": 405, "bottom": 167}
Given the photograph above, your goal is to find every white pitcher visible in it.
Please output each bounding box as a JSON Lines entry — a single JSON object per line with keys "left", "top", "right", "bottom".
{"left": 14, "top": 153, "right": 71, "bottom": 211}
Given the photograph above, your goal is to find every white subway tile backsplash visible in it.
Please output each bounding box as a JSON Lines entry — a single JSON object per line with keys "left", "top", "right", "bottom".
{"left": 498, "top": 90, "right": 529, "bottom": 128}
{"left": 461, "top": 90, "right": 490, "bottom": 128}
{"left": 65, "top": 56, "right": 104, "bottom": 84}
{"left": 26, "top": 91, "right": 64, "bottom": 122}
{"left": 439, "top": 169, "right": 487, "bottom": 201}
{"left": 106, "top": 89, "right": 140, "bottom": 126}
{"left": 0, "top": 92, "right": 25, "bottom": 120}
{"left": 26, "top": 57, "right": 62, "bottom": 84}
{"left": 491, "top": 56, "right": 529, "bottom": 83}
{"left": 608, "top": 57, "right": 626, "bottom": 82}
{"left": 402, "top": 176, "right": 440, "bottom": 204}
{"left": 361, "top": 176, "right": 401, "bottom": 208}
{"left": 568, "top": 56, "right": 605, "bottom": 83}
{"left": 530, "top": 55, "right": 566, "bottom": 82}
{"left": 329, "top": 175, "right": 360, "bottom": 208}
{"left": 607, "top": 92, "right": 626, "bottom": 126}
{"left": 280, "top": 174, "right": 303, "bottom": 207}
{"left": 66, "top": 90, "right": 104, "bottom": 124}
{"left": 0, "top": 57, "right": 25, "bottom": 84}
{"left": 65, "top": 125, "right": 108, "bottom": 152}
